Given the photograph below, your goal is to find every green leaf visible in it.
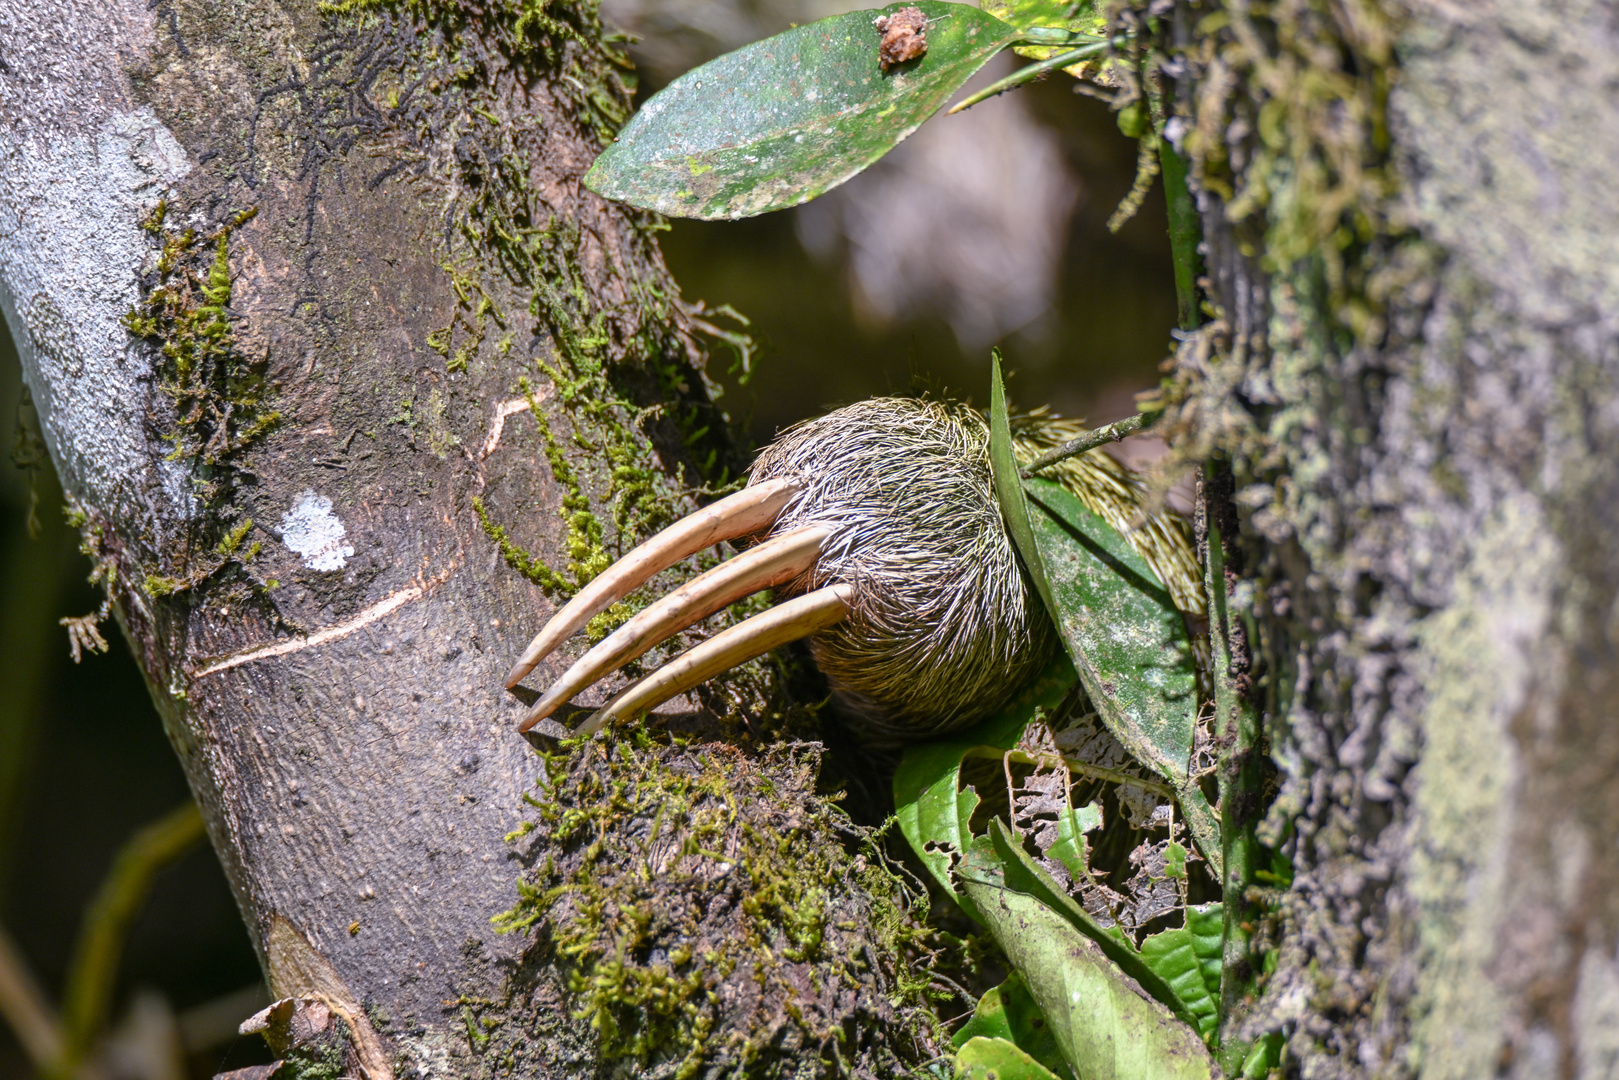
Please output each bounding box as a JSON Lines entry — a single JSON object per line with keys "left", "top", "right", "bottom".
{"left": 966, "top": 820, "right": 1208, "bottom": 1033}
{"left": 978, "top": 0, "right": 1106, "bottom": 69}
{"left": 1165, "top": 840, "right": 1188, "bottom": 880}
{"left": 893, "top": 652, "right": 1077, "bottom": 913}
{"left": 1139, "top": 902, "right": 1225, "bottom": 1040}
{"left": 1021, "top": 478, "right": 1198, "bottom": 781}
{"left": 987, "top": 357, "right": 1221, "bottom": 870}
{"left": 958, "top": 825, "right": 1213, "bottom": 1080}
{"left": 1241, "top": 1032, "right": 1286, "bottom": 1078}
{"left": 953, "top": 972, "right": 1075, "bottom": 1080}
{"left": 584, "top": 2, "right": 1019, "bottom": 220}
{"left": 954, "top": 1037, "right": 1065, "bottom": 1080}
{"left": 1021, "top": 476, "right": 1222, "bottom": 869}
{"left": 988, "top": 349, "right": 1049, "bottom": 607}
{"left": 1046, "top": 801, "right": 1100, "bottom": 883}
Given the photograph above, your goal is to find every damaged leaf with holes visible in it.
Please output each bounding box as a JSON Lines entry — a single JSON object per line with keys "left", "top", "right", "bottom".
{"left": 893, "top": 651, "right": 1078, "bottom": 914}
{"left": 958, "top": 823, "right": 1213, "bottom": 1078}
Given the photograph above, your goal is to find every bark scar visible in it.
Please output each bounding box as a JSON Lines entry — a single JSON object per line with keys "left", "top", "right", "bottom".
{"left": 194, "top": 586, "right": 424, "bottom": 678}
{"left": 261, "top": 914, "right": 395, "bottom": 1080}
{"left": 481, "top": 383, "right": 555, "bottom": 460}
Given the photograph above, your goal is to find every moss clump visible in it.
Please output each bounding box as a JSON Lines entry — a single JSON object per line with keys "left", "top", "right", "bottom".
{"left": 119, "top": 200, "right": 275, "bottom": 604}
{"left": 124, "top": 202, "right": 280, "bottom": 487}
{"left": 1127, "top": 0, "right": 1409, "bottom": 464}
{"left": 493, "top": 731, "right": 944, "bottom": 1078}
{"left": 274, "top": 1025, "right": 348, "bottom": 1080}
{"left": 1170, "top": 1, "right": 1401, "bottom": 296}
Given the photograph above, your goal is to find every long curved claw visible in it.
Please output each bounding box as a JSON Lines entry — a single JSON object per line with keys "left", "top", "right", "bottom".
{"left": 517, "top": 525, "right": 831, "bottom": 732}
{"left": 506, "top": 477, "right": 804, "bottom": 689}
{"left": 572, "top": 584, "right": 854, "bottom": 738}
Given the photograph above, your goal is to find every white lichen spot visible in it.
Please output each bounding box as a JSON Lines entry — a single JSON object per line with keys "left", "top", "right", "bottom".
{"left": 279, "top": 491, "right": 355, "bottom": 571}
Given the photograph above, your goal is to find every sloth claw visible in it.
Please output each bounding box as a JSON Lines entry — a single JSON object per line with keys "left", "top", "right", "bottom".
{"left": 517, "top": 524, "right": 830, "bottom": 731}
{"left": 573, "top": 584, "right": 853, "bottom": 737}
{"left": 506, "top": 477, "right": 804, "bottom": 690}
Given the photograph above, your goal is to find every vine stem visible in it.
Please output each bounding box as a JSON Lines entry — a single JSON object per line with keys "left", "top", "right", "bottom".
{"left": 947, "top": 42, "right": 1109, "bottom": 115}
{"left": 1202, "top": 463, "right": 1264, "bottom": 1075}
{"left": 1018, "top": 411, "right": 1155, "bottom": 478}
{"left": 1141, "top": 49, "right": 1203, "bottom": 333}
{"left": 54, "top": 801, "right": 206, "bottom": 1080}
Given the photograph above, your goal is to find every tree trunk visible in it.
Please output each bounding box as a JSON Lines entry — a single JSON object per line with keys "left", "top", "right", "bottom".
{"left": 1160, "top": 0, "right": 1619, "bottom": 1074}
{"left": 0, "top": 3, "right": 922, "bottom": 1076}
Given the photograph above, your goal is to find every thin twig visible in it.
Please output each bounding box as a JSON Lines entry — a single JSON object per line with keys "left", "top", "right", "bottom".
{"left": 1017, "top": 411, "right": 1154, "bottom": 478}
{"left": 963, "top": 746, "right": 1174, "bottom": 797}
{"left": 947, "top": 42, "right": 1109, "bottom": 114}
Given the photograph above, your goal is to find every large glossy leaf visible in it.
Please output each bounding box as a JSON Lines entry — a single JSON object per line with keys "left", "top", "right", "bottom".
{"left": 1021, "top": 478, "right": 1198, "bottom": 781}
{"left": 959, "top": 824, "right": 1213, "bottom": 1080}
{"left": 986, "top": 359, "right": 1222, "bottom": 869}
{"left": 1020, "top": 477, "right": 1222, "bottom": 867}
{"left": 893, "top": 652, "right": 1077, "bottom": 913}
{"left": 1139, "top": 902, "right": 1225, "bottom": 1041}
{"left": 954, "top": 1037, "right": 1064, "bottom": 1080}
{"left": 953, "top": 972, "right": 1075, "bottom": 1080}
{"left": 585, "top": 2, "right": 1019, "bottom": 219}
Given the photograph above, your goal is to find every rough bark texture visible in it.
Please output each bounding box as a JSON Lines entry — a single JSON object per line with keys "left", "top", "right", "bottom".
{"left": 0, "top": 2, "right": 930, "bottom": 1076}
{"left": 1155, "top": 0, "right": 1619, "bottom": 1075}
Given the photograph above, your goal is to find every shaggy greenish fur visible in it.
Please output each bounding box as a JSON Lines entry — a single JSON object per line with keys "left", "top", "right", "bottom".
{"left": 750, "top": 397, "right": 1204, "bottom": 743}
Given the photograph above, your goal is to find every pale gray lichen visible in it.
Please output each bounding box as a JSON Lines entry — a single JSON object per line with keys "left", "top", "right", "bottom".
{"left": 278, "top": 491, "right": 356, "bottom": 572}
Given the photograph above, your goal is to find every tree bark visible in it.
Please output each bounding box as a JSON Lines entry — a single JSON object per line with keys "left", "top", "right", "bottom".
{"left": 1158, "top": 0, "right": 1619, "bottom": 1075}
{"left": 0, "top": 2, "right": 922, "bottom": 1076}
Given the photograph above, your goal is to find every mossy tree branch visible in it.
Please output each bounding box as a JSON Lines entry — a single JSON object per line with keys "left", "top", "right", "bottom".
{"left": 0, "top": 1, "right": 929, "bottom": 1076}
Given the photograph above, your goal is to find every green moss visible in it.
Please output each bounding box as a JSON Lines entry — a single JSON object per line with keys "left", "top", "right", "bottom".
{"left": 123, "top": 204, "right": 280, "bottom": 489}
{"left": 215, "top": 518, "right": 254, "bottom": 556}
{"left": 473, "top": 494, "right": 571, "bottom": 596}
{"left": 1177, "top": 2, "right": 1401, "bottom": 296}
{"left": 272, "top": 1016, "right": 349, "bottom": 1080}
{"left": 494, "top": 731, "right": 944, "bottom": 1077}
{"left": 1131, "top": 0, "right": 1410, "bottom": 468}
{"left": 114, "top": 202, "right": 280, "bottom": 609}
{"left": 144, "top": 574, "right": 185, "bottom": 598}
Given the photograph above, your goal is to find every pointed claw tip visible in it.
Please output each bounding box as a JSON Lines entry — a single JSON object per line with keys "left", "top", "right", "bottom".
{"left": 572, "top": 711, "right": 610, "bottom": 739}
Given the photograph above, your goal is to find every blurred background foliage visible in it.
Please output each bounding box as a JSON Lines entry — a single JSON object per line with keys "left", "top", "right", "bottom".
{"left": 0, "top": 2, "right": 1176, "bottom": 1075}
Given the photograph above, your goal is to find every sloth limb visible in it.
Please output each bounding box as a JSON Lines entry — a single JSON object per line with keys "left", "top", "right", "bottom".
{"left": 509, "top": 398, "right": 1203, "bottom": 745}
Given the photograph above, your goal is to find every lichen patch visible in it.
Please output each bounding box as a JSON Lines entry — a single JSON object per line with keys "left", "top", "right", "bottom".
{"left": 279, "top": 491, "right": 355, "bottom": 572}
